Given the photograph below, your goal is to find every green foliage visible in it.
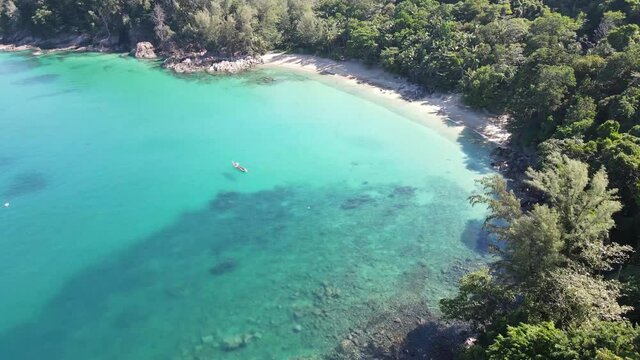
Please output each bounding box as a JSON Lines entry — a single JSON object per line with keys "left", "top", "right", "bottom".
{"left": 566, "top": 316, "right": 640, "bottom": 358}
{"left": 468, "top": 154, "right": 630, "bottom": 281}
{"left": 487, "top": 322, "right": 569, "bottom": 360}
{"left": 31, "top": 1, "right": 55, "bottom": 33}
{"left": 463, "top": 65, "right": 508, "bottom": 110}
{"left": 440, "top": 268, "right": 515, "bottom": 331}
{"left": 609, "top": 87, "right": 640, "bottom": 129}
{"left": 442, "top": 153, "right": 634, "bottom": 356}
{"left": 487, "top": 321, "right": 640, "bottom": 359}
{"left": 0, "top": 0, "right": 18, "bottom": 32}
{"left": 598, "top": 133, "right": 640, "bottom": 208}
{"left": 346, "top": 19, "right": 380, "bottom": 63}
{"left": 510, "top": 63, "right": 577, "bottom": 141}
{"left": 607, "top": 24, "right": 640, "bottom": 51}
{"left": 525, "top": 153, "right": 628, "bottom": 272}
{"left": 555, "top": 96, "right": 596, "bottom": 138}
{"left": 526, "top": 11, "right": 581, "bottom": 54}
{"left": 530, "top": 268, "right": 631, "bottom": 326}
{"left": 598, "top": 120, "right": 622, "bottom": 140}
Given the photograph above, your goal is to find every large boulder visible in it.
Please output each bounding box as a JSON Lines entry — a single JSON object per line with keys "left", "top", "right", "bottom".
{"left": 134, "top": 42, "right": 157, "bottom": 59}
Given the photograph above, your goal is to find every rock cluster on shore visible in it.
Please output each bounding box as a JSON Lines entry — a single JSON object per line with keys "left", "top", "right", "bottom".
{"left": 326, "top": 299, "right": 470, "bottom": 360}
{"left": 163, "top": 53, "right": 263, "bottom": 74}
{"left": 0, "top": 36, "right": 263, "bottom": 75}
{"left": 133, "top": 42, "right": 157, "bottom": 59}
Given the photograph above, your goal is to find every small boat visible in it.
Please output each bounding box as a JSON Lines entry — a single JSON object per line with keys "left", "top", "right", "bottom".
{"left": 232, "top": 161, "right": 248, "bottom": 173}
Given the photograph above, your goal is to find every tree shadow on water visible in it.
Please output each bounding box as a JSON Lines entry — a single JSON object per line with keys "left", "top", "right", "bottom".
{"left": 396, "top": 321, "right": 468, "bottom": 360}
{"left": 460, "top": 219, "right": 491, "bottom": 254}
{"left": 456, "top": 127, "right": 495, "bottom": 175}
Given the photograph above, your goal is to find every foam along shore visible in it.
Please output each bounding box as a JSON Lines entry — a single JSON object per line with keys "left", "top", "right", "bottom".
{"left": 261, "top": 52, "right": 510, "bottom": 146}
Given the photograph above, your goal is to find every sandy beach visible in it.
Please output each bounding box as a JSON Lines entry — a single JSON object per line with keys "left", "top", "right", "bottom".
{"left": 0, "top": 43, "right": 510, "bottom": 145}
{"left": 261, "top": 52, "right": 510, "bottom": 146}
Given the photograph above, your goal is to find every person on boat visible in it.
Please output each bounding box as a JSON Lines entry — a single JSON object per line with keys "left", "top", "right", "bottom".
{"left": 232, "top": 161, "right": 248, "bottom": 173}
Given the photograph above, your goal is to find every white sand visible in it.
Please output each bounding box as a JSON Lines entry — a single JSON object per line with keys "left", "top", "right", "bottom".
{"left": 261, "top": 52, "right": 510, "bottom": 146}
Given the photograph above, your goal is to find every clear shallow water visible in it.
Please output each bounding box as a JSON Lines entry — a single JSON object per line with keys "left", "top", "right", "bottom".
{"left": 0, "top": 52, "right": 492, "bottom": 359}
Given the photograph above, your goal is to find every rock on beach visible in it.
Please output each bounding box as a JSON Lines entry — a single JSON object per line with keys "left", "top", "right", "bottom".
{"left": 164, "top": 54, "right": 263, "bottom": 74}
{"left": 134, "top": 42, "right": 157, "bottom": 59}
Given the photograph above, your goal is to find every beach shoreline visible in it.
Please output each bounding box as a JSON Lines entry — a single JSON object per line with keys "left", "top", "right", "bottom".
{"left": 261, "top": 52, "right": 510, "bottom": 146}
{"left": 0, "top": 42, "right": 510, "bottom": 146}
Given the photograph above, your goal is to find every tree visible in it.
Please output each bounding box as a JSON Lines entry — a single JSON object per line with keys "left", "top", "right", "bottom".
{"left": 486, "top": 321, "right": 640, "bottom": 359}
{"left": 598, "top": 133, "right": 640, "bottom": 209}
{"left": 442, "top": 153, "right": 632, "bottom": 332}
{"left": 608, "top": 86, "right": 640, "bottom": 129}
{"left": 531, "top": 268, "right": 631, "bottom": 326}
{"left": 607, "top": 24, "right": 640, "bottom": 51}
{"left": 555, "top": 95, "right": 596, "bottom": 138}
{"left": 526, "top": 12, "right": 581, "bottom": 54}
{"left": 346, "top": 18, "right": 381, "bottom": 63}
{"left": 440, "top": 268, "right": 516, "bottom": 331}
{"left": 0, "top": 0, "right": 18, "bottom": 32}
{"left": 595, "top": 11, "right": 627, "bottom": 43}
{"left": 525, "top": 153, "right": 630, "bottom": 273}
{"left": 463, "top": 65, "right": 509, "bottom": 110}
{"left": 487, "top": 322, "right": 569, "bottom": 360}
{"left": 510, "top": 64, "right": 577, "bottom": 142}
{"left": 152, "top": 4, "right": 174, "bottom": 48}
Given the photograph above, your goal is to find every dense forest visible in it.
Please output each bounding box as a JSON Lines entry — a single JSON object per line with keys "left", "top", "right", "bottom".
{"left": 3, "top": 0, "right": 640, "bottom": 358}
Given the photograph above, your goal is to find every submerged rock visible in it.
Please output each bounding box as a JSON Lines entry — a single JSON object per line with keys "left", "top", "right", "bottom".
{"left": 340, "top": 194, "right": 374, "bottom": 210}
{"left": 391, "top": 185, "right": 417, "bottom": 197}
{"left": 134, "top": 42, "right": 157, "bottom": 59}
{"left": 209, "top": 259, "right": 237, "bottom": 276}
{"left": 201, "top": 335, "right": 214, "bottom": 344}
{"left": 220, "top": 332, "right": 260, "bottom": 351}
{"left": 340, "top": 339, "right": 354, "bottom": 352}
{"left": 221, "top": 335, "right": 245, "bottom": 351}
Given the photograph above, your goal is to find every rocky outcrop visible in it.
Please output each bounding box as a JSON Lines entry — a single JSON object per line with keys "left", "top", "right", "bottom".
{"left": 0, "top": 33, "right": 118, "bottom": 54}
{"left": 0, "top": 35, "right": 262, "bottom": 75}
{"left": 0, "top": 44, "right": 37, "bottom": 52}
{"left": 163, "top": 54, "right": 263, "bottom": 74}
{"left": 133, "top": 42, "right": 157, "bottom": 59}
{"left": 326, "top": 300, "right": 470, "bottom": 360}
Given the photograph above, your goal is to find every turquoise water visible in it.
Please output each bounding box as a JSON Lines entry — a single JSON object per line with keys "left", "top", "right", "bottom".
{"left": 0, "top": 52, "right": 492, "bottom": 359}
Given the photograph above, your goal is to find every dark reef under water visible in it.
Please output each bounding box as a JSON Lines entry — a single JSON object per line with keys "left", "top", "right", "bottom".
{"left": 0, "top": 179, "right": 489, "bottom": 360}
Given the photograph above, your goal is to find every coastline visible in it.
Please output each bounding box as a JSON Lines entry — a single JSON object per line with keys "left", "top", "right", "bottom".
{"left": 0, "top": 46, "right": 496, "bottom": 358}
{"left": 261, "top": 52, "right": 510, "bottom": 147}
{"left": 0, "top": 42, "right": 510, "bottom": 146}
